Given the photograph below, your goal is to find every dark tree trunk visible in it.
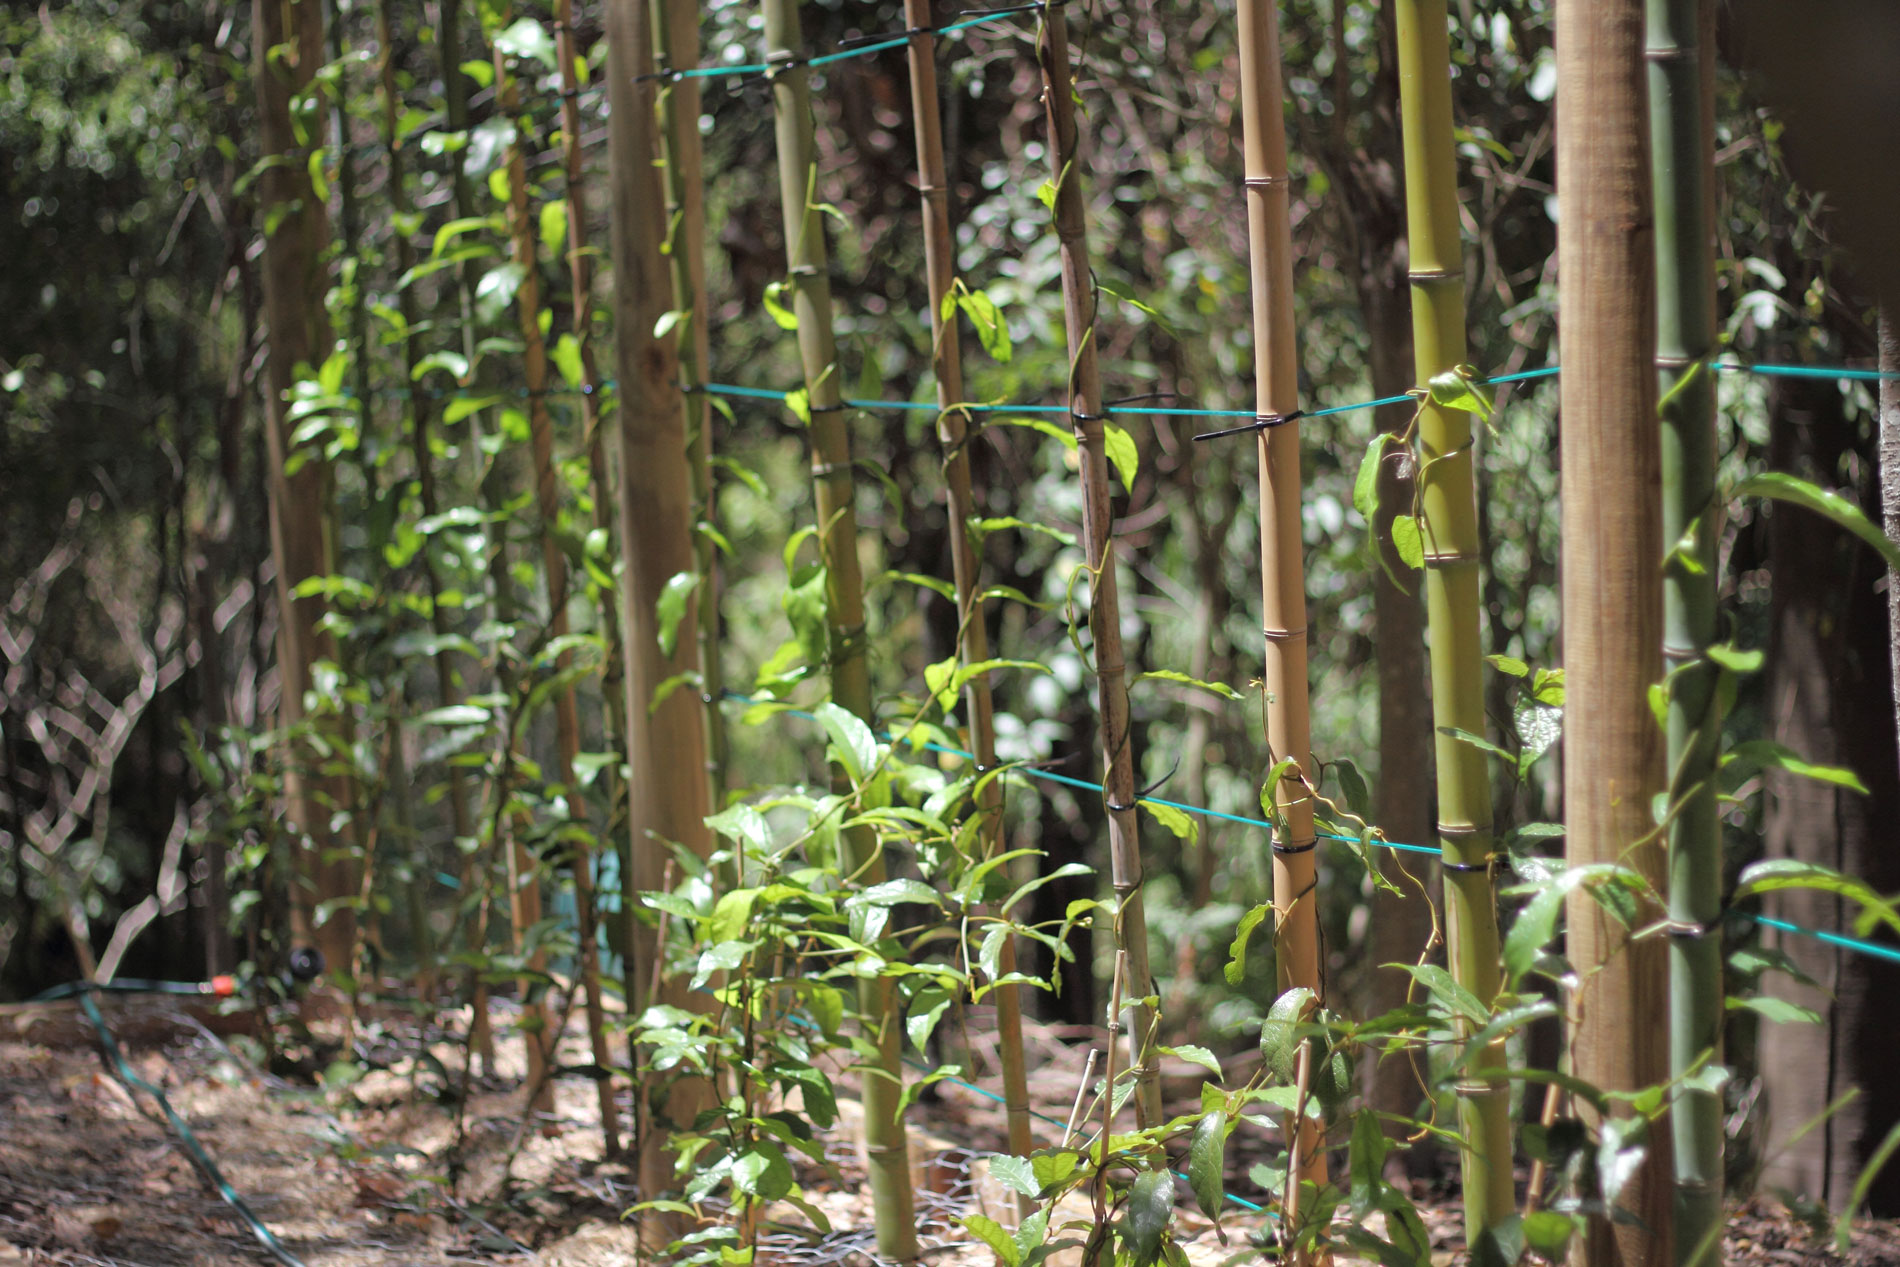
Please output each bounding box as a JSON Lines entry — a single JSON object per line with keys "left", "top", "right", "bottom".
{"left": 1758, "top": 370, "right": 1900, "bottom": 1215}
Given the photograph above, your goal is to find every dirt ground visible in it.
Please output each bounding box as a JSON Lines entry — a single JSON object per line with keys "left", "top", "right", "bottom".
{"left": 1, "top": 992, "right": 1896, "bottom": 1266}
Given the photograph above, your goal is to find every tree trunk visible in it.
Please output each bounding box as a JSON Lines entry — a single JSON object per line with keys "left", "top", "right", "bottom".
{"left": 604, "top": 0, "right": 719, "bottom": 1208}
{"left": 252, "top": 0, "right": 353, "bottom": 978}
{"left": 1757, "top": 370, "right": 1900, "bottom": 1217}
{"left": 1556, "top": 3, "right": 1672, "bottom": 1263}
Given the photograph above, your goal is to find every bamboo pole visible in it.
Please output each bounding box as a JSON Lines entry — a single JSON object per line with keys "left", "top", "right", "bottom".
{"left": 491, "top": 33, "right": 582, "bottom": 1125}
{"left": 755, "top": 0, "right": 920, "bottom": 1253}
{"left": 431, "top": 0, "right": 497, "bottom": 1073}
{"left": 1647, "top": 0, "right": 1721, "bottom": 1260}
{"left": 651, "top": 0, "right": 729, "bottom": 801}
{"left": 1035, "top": 5, "right": 1163, "bottom": 1135}
{"left": 547, "top": 0, "right": 635, "bottom": 1155}
{"left": 1235, "top": 0, "right": 1325, "bottom": 1196}
{"left": 901, "top": 0, "right": 1034, "bottom": 1175}
{"left": 252, "top": 0, "right": 352, "bottom": 978}
{"left": 602, "top": 0, "right": 719, "bottom": 1211}
{"left": 1556, "top": 3, "right": 1673, "bottom": 1264}
{"left": 1391, "top": 1, "right": 1513, "bottom": 1254}
{"left": 374, "top": 0, "right": 463, "bottom": 1003}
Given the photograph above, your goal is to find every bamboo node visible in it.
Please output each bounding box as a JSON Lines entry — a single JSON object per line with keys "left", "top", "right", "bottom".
{"left": 1407, "top": 267, "right": 1461, "bottom": 284}
{"left": 1242, "top": 174, "right": 1289, "bottom": 189}
{"left": 1422, "top": 551, "right": 1481, "bottom": 569}
{"left": 809, "top": 458, "right": 853, "bottom": 479}
{"left": 1439, "top": 856, "right": 1498, "bottom": 875}
{"left": 1262, "top": 625, "right": 1307, "bottom": 643}
{"left": 1664, "top": 919, "right": 1716, "bottom": 939}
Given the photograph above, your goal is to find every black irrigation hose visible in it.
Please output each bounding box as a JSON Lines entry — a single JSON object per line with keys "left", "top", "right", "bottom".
{"left": 33, "top": 979, "right": 307, "bottom": 1267}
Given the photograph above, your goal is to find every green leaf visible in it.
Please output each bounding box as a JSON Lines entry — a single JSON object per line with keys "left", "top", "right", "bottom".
{"left": 1348, "top": 1109, "right": 1388, "bottom": 1216}
{"left": 1259, "top": 987, "right": 1315, "bottom": 1082}
{"left": 1225, "top": 903, "right": 1270, "bottom": 986}
{"left": 1141, "top": 800, "right": 1199, "bottom": 848}
{"left": 705, "top": 803, "right": 773, "bottom": 854}
{"left": 988, "top": 1155, "right": 1039, "bottom": 1199}
{"left": 815, "top": 702, "right": 879, "bottom": 784}
{"left": 494, "top": 17, "right": 557, "bottom": 67}
{"left": 992, "top": 416, "right": 1077, "bottom": 451}
{"left": 1733, "top": 859, "right": 1900, "bottom": 936}
{"left": 1353, "top": 432, "right": 1396, "bottom": 521}
{"left": 1164, "top": 1044, "right": 1222, "bottom": 1078}
{"left": 1133, "top": 669, "right": 1244, "bottom": 701}
{"left": 1733, "top": 471, "right": 1900, "bottom": 574}
{"left": 1104, "top": 422, "right": 1139, "bottom": 495}
{"left": 732, "top": 1144, "right": 794, "bottom": 1200}
{"left": 1188, "top": 1111, "right": 1227, "bottom": 1222}
{"left": 1035, "top": 179, "right": 1057, "bottom": 212}
{"left": 1726, "top": 739, "right": 1869, "bottom": 794}
{"left": 907, "top": 984, "right": 954, "bottom": 1054}
{"left": 1391, "top": 514, "right": 1424, "bottom": 569}
{"left": 707, "top": 888, "right": 760, "bottom": 945}
{"left": 1426, "top": 367, "right": 1495, "bottom": 421}
{"left": 956, "top": 289, "right": 1013, "bottom": 363}
{"left": 763, "top": 281, "right": 799, "bottom": 330}
{"left": 1522, "top": 1210, "right": 1578, "bottom": 1258}
{"left": 656, "top": 571, "right": 699, "bottom": 658}
{"left": 1438, "top": 725, "right": 1514, "bottom": 766}
{"left": 969, "top": 516, "right": 1077, "bottom": 548}
{"left": 1487, "top": 654, "right": 1530, "bottom": 678}
{"left": 964, "top": 1214, "right": 1021, "bottom": 1267}
{"left": 538, "top": 199, "right": 567, "bottom": 259}
{"left": 1126, "top": 1170, "right": 1174, "bottom": 1267}
{"left": 550, "top": 335, "right": 584, "bottom": 389}
{"left": 1708, "top": 642, "right": 1765, "bottom": 674}
{"left": 1728, "top": 995, "right": 1823, "bottom": 1025}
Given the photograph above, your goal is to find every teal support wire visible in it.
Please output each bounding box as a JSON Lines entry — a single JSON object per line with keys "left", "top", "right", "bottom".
{"left": 65, "top": 985, "right": 307, "bottom": 1267}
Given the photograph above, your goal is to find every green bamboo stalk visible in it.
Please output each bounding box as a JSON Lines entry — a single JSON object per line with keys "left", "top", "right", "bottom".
{"left": 1648, "top": 0, "right": 1721, "bottom": 1259}
{"left": 493, "top": 28, "right": 617, "bottom": 1150}
{"left": 901, "top": 0, "right": 1034, "bottom": 1181}
{"left": 756, "top": 0, "right": 919, "bottom": 1252}
{"left": 1557, "top": 2, "right": 1674, "bottom": 1263}
{"left": 1390, "top": 1, "right": 1513, "bottom": 1255}
{"left": 1035, "top": 7, "right": 1162, "bottom": 1134}
{"left": 1235, "top": 0, "right": 1327, "bottom": 1199}
{"left": 602, "top": 0, "right": 719, "bottom": 1213}
{"left": 651, "top": 0, "right": 730, "bottom": 801}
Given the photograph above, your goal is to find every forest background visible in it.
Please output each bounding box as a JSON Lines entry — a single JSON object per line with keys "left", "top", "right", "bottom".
{"left": 5, "top": 0, "right": 1900, "bottom": 1245}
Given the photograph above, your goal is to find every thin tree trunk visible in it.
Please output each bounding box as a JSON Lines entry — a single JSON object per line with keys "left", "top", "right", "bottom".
{"left": 901, "top": 0, "right": 1034, "bottom": 1178}
{"left": 252, "top": 0, "right": 353, "bottom": 978}
{"left": 1392, "top": 0, "right": 1513, "bottom": 1252}
{"left": 1647, "top": 0, "right": 1722, "bottom": 1259}
{"left": 1236, "top": 0, "right": 1326, "bottom": 1197}
{"left": 1035, "top": 5, "right": 1163, "bottom": 1134}
{"left": 603, "top": 0, "right": 720, "bottom": 1212}
{"left": 1556, "top": 3, "right": 1672, "bottom": 1263}
{"left": 651, "top": 0, "right": 728, "bottom": 801}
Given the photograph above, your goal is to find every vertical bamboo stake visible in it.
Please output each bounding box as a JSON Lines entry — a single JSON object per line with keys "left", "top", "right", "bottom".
{"left": 252, "top": 0, "right": 352, "bottom": 978}
{"left": 651, "top": 0, "right": 730, "bottom": 801}
{"left": 1035, "top": 5, "right": 1163, "bottom": 1135}
{"left": 374, "top": 0, "right": 461, "bottom": 1003}
{"left": 1391, "top": 0, "right": 1513, "bottom": 1253}
{"left": 1557, "top": 3, "right": 1673, "bottom": 1265}
{"left": 603, "top": 0, "right": 719, "bottom": 1210}
{"left": 755, "top": 0, "right": 920, "bottom": 1254}
{"left": 1235, "top": 0, "right": 1325, "bottom": 1195}
{"left": 902, "top": 0, "right": 1034, "bottom": 1175}
{"left": 432, "top": 0, "right": 496, "bottom": 1072}
{"left": 493, "top": 34, "right": 599, "bottom": 1127}
{"left": 1648, "top": 0, "right": 1721, "bottom": 1260}
{"left": 547, "top": 0, "right": 634, "bottom": 1154}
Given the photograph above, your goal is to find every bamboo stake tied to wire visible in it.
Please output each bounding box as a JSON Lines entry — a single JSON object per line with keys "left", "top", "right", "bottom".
{"left": 901, "top": 0, "right": 1036, "bottom": 1187}
{"left": 1391, "top": 0, "right": 1513, "bottom": 1256}
{"left": 1234, "top": 0, "right": 1326, "bottom": 1202}
{"left": 757, "top": 0, "right": 919, "bottom": 1256}
{"left": 1034, "top": 3, "right": 1164, "bottom": 1134}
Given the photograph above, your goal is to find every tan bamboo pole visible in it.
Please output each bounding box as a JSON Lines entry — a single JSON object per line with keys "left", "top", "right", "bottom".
{"left": 1391, "top": 0, "right": 1514, "bottom": 1252}
{"left": 252, "top": 0, "right": 353, "bottom": 979}
{"left": 901, "top": 0, "right": 1034, "bottom": 1172}
{"left": 651, "top": 0, "right": 729, "bottom": 800}
{"left": 603, "top": 0, "right": 719, "bottom": 1210}
{"left": 1034, "top": 8, "right": 1162, "bottom": 1133}
{"left": 756, "top": 0, "right": 919, "bottom": 1254}
{"left": 492, "top": 36, "right": 599, "bottom": 1126}
{"left": 1556, "top": 2, "right": 1673, "bottom": 1264}
{"left": 1235, "top": 0, "right": 1326, "bottom": 1196}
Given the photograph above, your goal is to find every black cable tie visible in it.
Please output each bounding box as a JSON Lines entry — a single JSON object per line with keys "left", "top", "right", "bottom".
{"left": 807, "top": 401, "right": 848, "bottom": 414}
{"left": 1136, "top": 761, "right": 1180, "bottom": 800}
{"left": 1105, "top": 391, "right": 1178, "bottom": 408}
{"left": 1440, "top": 856, "right": 1496, "bottom": 874}
{"left": 955, "top": 1, "right": 1050, "bottom": 15}
{"left": 837, "top": 24, "right": 935, "bottom": 48}
{"left": 1105, "top": 796, "right": 1138, "bottom": 812}
{"left": 1191, "top": 411, "right": 1303, "bottom": 442}
{"left": 1070, "top": 407, "right": 1109, "bottom": 423}
{"left": 1271, "top": 838, "right": 1319, "bottom": 856}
